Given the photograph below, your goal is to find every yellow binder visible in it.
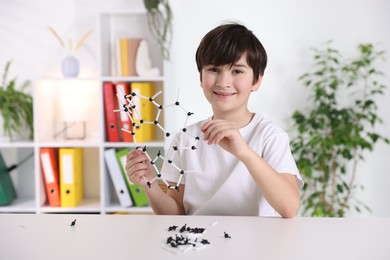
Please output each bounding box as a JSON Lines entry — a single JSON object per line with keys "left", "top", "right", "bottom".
{"left": 130, "top": 82, "right": 156, "bottom": 143}
{"left": 59, "top": 148, "right": 83, "bottom": 207}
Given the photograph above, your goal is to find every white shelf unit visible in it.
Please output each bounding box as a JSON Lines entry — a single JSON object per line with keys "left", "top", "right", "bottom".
{"left": 99, "top": 10, "right": 166, "bottom": 215}
{"left": 0, "top": 10, "right": 167, "bottom": 214}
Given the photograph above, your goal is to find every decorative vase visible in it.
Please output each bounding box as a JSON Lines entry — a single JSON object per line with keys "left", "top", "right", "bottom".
{"left": 61, "top": 55, "right": 80, "bottom": 77}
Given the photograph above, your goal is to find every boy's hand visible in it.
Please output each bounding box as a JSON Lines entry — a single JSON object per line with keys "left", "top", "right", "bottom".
{"left": 201, "top": 119, "right": 250, "bottom": 158}
{"left": 126, "top": 149, "right": 154, "bottom": 187}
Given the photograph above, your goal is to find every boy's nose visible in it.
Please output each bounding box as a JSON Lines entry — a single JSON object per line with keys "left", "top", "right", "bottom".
{"left": 216, "top": 72, "right": 232, "bottom": 88}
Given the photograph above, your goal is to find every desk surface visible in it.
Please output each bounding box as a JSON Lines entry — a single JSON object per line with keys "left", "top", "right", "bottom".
{"left": 0, "top": 214, "right": 389, "bottom": 260}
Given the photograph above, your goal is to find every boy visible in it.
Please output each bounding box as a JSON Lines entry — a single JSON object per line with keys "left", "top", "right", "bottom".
{"left": 126, "top": 22, "right": 303, "bottom": 218}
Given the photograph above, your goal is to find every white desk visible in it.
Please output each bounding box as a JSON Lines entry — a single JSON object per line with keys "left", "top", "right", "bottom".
{"left": 0, "top": 214, "right": 389, "bottom": 260}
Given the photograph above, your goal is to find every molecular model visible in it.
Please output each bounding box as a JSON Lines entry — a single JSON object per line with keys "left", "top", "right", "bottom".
{"left": 114, "top": 87, "right": 201, "bottom": 191}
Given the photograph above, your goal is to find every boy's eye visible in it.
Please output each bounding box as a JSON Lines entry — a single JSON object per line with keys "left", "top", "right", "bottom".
{"left": 232, "top": 69, "right": 243, "bottom": 74}
{"left": 207, "top": 67, "right": 219, "bottom": 72}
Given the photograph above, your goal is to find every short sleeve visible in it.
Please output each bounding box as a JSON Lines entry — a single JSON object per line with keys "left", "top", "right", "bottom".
{"left": 262, "top": 133, "right": 304, "bottom": 190}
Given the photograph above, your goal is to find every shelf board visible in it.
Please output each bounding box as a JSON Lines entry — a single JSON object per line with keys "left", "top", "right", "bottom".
{"left": 0, "top": 198, "right": 36, "bottom": 213}
{"left": 38, "top": 198, "right": 101, "bottom": 213}
{"left": 103, "top": 142, "right": 165, "bottom": 148}
{"left": 0, "top": 142, "right": 35, "bottom": 148}
{"left": 100, "top": 76, "right": 165, "bottom": 82}
{"left": 36, "top": 77, "right": 100, "bottom": 81}
{"left": 103, "top": 204, "right": 153, "bottom": 214}
{"left": 37, "top": 140, "right": 101, "bottom": 148}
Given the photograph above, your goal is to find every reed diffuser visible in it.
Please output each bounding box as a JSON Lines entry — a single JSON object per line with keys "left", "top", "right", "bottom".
{"left": 48, "top": 27, "right": 92, "bottom": 77}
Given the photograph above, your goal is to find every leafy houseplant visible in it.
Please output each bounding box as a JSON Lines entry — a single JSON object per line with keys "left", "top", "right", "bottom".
{"left": 143, "top": 0, "right": 173, "bottom": 60}
{"left": 291, "top": 43, "right": 389, "bottom": 217}
{"left": 0, "top": 61, "right": 33, "bottom": 141}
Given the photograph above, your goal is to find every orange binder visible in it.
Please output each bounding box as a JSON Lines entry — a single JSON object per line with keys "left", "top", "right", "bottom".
{"left": 103, "top": 82, "right": 120, "bottom": 142}
{"left": 115, "top": 82, "right": 133, "bottom": 142}
{"left": 39, "top": 148, "right": 61, "bottom": 207}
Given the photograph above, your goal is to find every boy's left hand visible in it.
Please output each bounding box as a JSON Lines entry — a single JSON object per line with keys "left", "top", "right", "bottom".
{"left": 201, "top": 119, "right": 249, "bottom": 158}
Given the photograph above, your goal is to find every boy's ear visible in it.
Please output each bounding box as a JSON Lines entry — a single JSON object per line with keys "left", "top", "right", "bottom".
{"left": 251, "top": 75, "right": 262, "bottom": 92}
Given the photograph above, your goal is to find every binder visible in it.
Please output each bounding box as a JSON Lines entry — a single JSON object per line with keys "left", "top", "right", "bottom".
{"left": 130, "top": 82, "right": 156, "bottom": 143}
{"left": 0, "top": 151, "right": 17, "bottom": 206}
{"left": 103, "top": 81, "right": 120, "bottom": 142}
{"left": 116, "top": 148, "right": 148, "bottom": 207}
{"left": 115, "top": 82, "right": 134, "bottom": 142}
{"left": 39, "top": 148, "right": 61, "bottom": 207}
{"left": 59, "top": 148, "right": 83, "bottom": 207}
{"left": 104, "top": 149, "right": 133, "bottom": 207}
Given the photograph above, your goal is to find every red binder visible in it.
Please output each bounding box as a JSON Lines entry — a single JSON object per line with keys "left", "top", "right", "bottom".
{"left": 39, "top": 148, "right": 61, "bottom": 207}
{"left": 115, "top": 82, "right": 133, "bottom": 142}
{"left": 103, "top": 82, "right": 120, "bottom": 142}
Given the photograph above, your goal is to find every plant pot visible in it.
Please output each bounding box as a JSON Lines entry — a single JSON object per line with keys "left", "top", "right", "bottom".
{"left": 61, "top": 55, "right": 80, "bottom": 77}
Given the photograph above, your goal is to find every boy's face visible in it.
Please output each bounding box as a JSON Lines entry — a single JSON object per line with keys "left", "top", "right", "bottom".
{"left": 200, "top": 53, "right": 262, "bottom": 117}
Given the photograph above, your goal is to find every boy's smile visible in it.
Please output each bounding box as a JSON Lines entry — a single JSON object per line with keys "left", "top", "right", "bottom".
{"left": 213, "top": 90, "right": 236, "bottom": 99}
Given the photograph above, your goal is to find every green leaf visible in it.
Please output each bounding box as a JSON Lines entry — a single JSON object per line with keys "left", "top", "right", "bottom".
{"left": 0, "top": 60, "right": 33, "bottom": 140}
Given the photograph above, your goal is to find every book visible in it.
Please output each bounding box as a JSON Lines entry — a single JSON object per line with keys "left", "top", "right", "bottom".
{"left": 103, "top": 82, "right": 121, "bottom": 142}
{"left": 104, "top": 149, "right": 133, "bottom": 207}
{"left": 130, "top": 82, "right": 156, "bottom": 143}
{"left": 39, "top": 148, "right": 61, "bottom": 207}
{"left": 117, "top": 38, "right": 141, "bottom": 77}
{"left": 116, "top": 148, "right": 149, "bottom": 207}
{"left": 115, "top": 82, "right": 134, "bottom": 142}
{"left": 117, "top": 38, "right": 129, "bottom": 76}
{"left": 59, "top": 148, "right": 83, "bottom": 207}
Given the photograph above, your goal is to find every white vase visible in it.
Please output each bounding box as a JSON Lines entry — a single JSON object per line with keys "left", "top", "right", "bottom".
{"left": 61, "top": 55, "right": 80, "bottom": 77}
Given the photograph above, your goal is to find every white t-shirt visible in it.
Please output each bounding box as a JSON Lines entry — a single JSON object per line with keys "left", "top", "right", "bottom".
{"left": 160, "top": 113, "right": 303, "bottom": 216}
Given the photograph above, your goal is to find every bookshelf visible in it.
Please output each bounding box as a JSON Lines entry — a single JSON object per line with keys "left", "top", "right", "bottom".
{"left": 0, "top": 10, "right": 167, "bottom": 214}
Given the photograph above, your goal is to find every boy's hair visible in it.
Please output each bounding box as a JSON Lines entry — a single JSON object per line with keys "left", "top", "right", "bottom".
{"left": 195, "top": 22, "right": 267, "bottom": 84}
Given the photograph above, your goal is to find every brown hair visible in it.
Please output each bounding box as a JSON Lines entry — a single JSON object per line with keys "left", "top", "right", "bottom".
{"left": 195, "top": 22, "right": 267, "bottom": 84}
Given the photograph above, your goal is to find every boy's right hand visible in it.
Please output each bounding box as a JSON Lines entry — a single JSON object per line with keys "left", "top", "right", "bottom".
{"left": 125, "top": 149, "right": 154, "bottom": 187}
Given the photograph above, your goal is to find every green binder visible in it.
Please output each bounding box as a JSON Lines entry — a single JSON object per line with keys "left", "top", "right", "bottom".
{"left": 0, "top": 151, "right": 17, "bottom": 206}
{"left": 115, "top": 148, "right": 149, "bottom": 207}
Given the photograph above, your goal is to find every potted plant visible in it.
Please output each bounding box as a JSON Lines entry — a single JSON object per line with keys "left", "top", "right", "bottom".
{"left": 0, "top": 61, "right": 33, "bottom": 141}
{"left": 143, "top": 0, "right": 173, "bottom": 60}
{"left": 290, "top": 42, "right": 389, "bottom": 217}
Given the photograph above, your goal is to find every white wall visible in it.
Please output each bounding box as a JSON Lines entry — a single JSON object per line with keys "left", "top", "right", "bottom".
{"left": 1, "top": 0, "right": 389, "bottom": 217}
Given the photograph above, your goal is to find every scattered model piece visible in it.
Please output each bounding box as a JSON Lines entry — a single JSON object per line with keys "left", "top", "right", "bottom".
{"left": 224, "top": 232, "right": 231, "bottom": 238}
{"left": 163, "top": 223, "right": 232, "bottom": 254}
{"left": 168, "top": 225, "right": 178, "bottom": 231}
{"left": 164, "top": 224, "right": 210, "bottom": 254}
